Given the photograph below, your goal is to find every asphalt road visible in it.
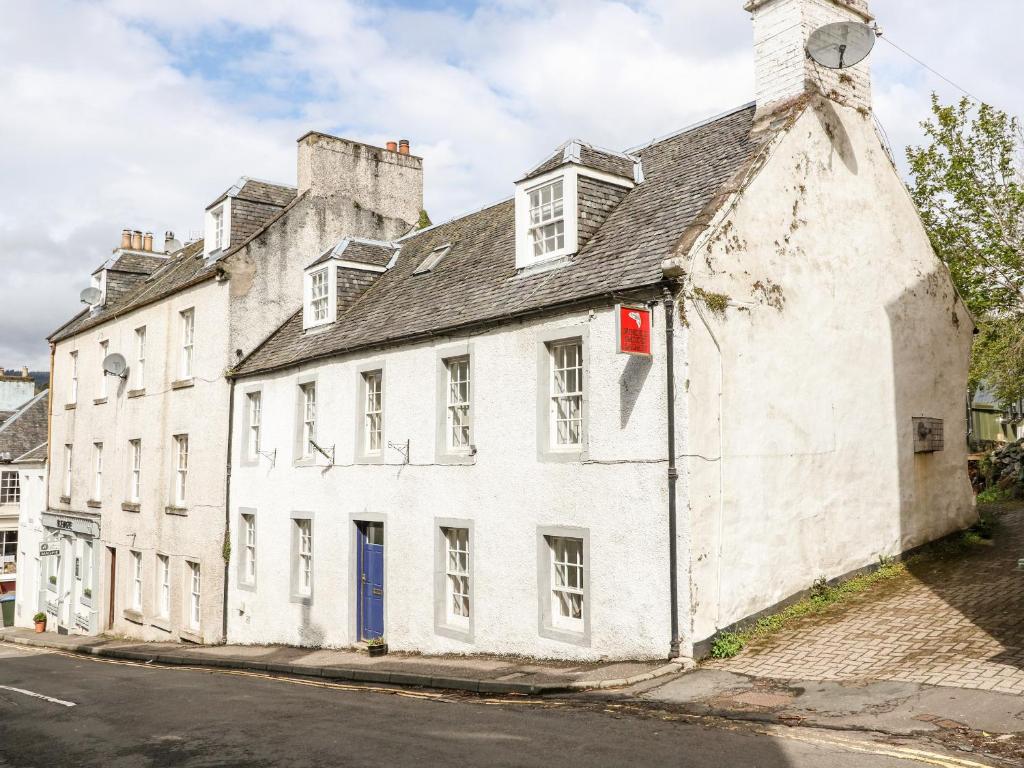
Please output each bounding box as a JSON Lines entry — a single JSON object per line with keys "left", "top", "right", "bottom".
{"left": 0, "top": 644, "right": 985, "bottom": 768}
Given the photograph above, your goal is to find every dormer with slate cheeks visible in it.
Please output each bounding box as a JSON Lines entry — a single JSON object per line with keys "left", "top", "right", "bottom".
{"left": 302, "top": 237, "right": 396, "bottom": 332}
{"left": 514, "top": 141, "right": 641, "bottom": 270}
{"left": 204, "top": 177, "right": 298, "bottom": 262}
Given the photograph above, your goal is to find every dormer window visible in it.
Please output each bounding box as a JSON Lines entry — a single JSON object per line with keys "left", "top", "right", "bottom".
{"left": 529, "top": 180, "right": 565, "bottom": 258}
{"left": 303, "top": 263, "right": 337, "bottom": 330}
{"left": 310, "top": 269, "right": 329, "bottom": 321}
{"left": 203, "top": 200, "right": 231, "bottom": 260}
{"left": 212, "top": 208, "right": 224, "bottom": 250}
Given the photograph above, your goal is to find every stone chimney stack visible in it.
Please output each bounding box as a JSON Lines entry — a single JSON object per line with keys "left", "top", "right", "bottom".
{"left": 296, "top": 131, "right": 424, "bottom": 240}
{"left": 746, "top": 0, "right": 874, "bottom": 119}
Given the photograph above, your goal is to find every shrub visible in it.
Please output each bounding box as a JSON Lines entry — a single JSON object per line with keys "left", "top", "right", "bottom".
{"left": 32, "top": 612, "right": 46, "bottom": 623}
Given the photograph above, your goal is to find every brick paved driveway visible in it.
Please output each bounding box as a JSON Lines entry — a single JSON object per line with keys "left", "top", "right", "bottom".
{"left": 709, "top": 503, "right": 1024, "bottom": 695}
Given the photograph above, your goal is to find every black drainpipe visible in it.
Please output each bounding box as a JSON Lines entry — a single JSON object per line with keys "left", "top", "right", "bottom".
{"left": 663, "top": 285, "right": 681, "bottom": 660}
{"left": 222, "top": 377, "right": 236, "bottom": 643}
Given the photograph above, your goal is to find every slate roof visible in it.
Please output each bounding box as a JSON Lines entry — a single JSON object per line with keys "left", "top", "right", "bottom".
{"left": 308, "top": 238, "right": 397, "bottom": 270}
{"left": 209, "top": 177, "right": 297, "bottom": 209}
{"left": 525, "top": 140, "right": 639, "bottom": 181}
{"left": 50, "top": 240, "right": 210, "bottom": 343}
{"left": 0, "top": 390, "right": 48, "bottom": 462}
{"left": 235, "top": 104, "right": 763, "bottom": 377}
{"left": 14, "top": 442, "right": 47, "bottom": 464}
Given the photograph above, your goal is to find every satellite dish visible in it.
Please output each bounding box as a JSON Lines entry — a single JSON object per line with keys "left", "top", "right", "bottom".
{"left": 80, "top": 286, "right": 103, "bottom": 305}
{"left": 807, "top": 21, "right": 876, "bottom": 70}
{"left": 102, "top": 353, "right": 128, "bottom": 379}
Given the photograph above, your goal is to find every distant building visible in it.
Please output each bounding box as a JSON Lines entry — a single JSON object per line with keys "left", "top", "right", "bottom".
{"left": 0, "top": 367, "right": 36, "bottom": 419}
{"left": 0, "top": 390, "right": 49, "bottom": 596}
{"left": 13, "top": 442, "right": 46, "bottom": 628}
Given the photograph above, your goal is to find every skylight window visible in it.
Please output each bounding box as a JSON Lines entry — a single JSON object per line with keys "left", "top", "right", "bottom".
{"left": 413, "top": 243, "right": 452, "bottom": 275}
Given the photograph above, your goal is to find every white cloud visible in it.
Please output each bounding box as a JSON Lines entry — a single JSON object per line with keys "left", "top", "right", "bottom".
{"left": 0, "top": 0, "right": 1020, "bottom": 369}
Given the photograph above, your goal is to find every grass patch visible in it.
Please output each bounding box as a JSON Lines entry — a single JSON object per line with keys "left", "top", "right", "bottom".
{"left": 707, "top": 509, "right": 1004, "bottom": 659}
{"left": 976, "top": 486, "right": 1011, "bottom": 504}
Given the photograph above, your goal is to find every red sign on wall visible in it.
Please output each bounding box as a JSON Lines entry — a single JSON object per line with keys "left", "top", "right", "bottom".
{"left": 616, "top": 304, "right": 652, "bottom": 356}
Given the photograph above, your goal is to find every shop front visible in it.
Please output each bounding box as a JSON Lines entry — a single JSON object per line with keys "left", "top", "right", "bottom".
{"left": 40, "top": 510, "right": 100, "bottom": 634}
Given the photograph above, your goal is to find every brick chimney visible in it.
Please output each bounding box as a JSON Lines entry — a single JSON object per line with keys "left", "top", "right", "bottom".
{"left": 296, "top": 131, "right": 424, "bottom": 240}
{"left": 746, "top": 0, "right": 874, "bottom": 119}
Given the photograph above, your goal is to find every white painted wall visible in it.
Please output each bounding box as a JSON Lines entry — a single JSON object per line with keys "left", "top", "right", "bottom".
{"left": 49, "top": 279, "right": 232, "bottom": 642}
{"left": 228, "top": 304, "right": 689, "bottom": 661}
{"left": 677, "top": 97, "right": 975, "bottom": 646}
{"left": 14, "top": 459, "right": 46, "bottom": 628}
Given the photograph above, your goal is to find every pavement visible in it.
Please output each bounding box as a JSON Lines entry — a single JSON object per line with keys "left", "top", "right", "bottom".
{"left": 0, "top": 626, "right": 682, "bottom": 695}
{"left": 0, "top": 643, "right": 994, "bottom": 767}
{"left": 705, "top": 502, "right": 1024, "bottom": 695}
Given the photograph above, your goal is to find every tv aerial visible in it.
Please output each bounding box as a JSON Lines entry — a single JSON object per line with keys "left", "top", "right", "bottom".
{"left": 807, "top": 21, "right": 877, "bottom": 70}
{"left": 79, "top": 286, "right": 103, "bottom": 305}
{"left": 102, "top": 353, "right": 128, "bottom": 379}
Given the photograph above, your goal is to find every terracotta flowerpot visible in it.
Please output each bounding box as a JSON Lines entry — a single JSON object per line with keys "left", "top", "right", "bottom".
{"left": 34, "top": 620, "right": 46, "bottom": 633}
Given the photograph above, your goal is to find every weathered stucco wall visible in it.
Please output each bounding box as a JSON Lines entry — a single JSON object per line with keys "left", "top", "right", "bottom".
{"left": 228, "top": 303, "right": 691, "bottom": 661}
{"left": 48, "top": 279, "right": 231, "bottom": 642}
{"left": 681, "top": 97, "right": 975, "bottom": 646}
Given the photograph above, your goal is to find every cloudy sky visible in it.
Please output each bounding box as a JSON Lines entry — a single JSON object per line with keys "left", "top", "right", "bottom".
{"left": 1, "top": 0, "right": 1020, "bottom": 371}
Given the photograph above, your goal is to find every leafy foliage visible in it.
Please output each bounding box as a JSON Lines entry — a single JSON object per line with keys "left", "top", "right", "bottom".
{"left": 907, "top": 96, "right": 1024, "bottom": 402}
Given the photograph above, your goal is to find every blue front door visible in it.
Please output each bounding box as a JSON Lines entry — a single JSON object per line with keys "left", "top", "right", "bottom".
{"left": 357, "top": 522, "right": 384, "bottom": 641}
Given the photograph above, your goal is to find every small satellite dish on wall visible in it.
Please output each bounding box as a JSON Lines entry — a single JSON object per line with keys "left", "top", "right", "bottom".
{"left": 102, "top": 353, "right": 128, "bottom": 379}
{"left": 807, "top": 21, "right": 876, "bottom": 70}
{"left": 80, "top": 286, "right": 103, "bottom": 305}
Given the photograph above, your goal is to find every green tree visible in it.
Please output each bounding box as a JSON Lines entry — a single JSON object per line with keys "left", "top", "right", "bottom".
{"left": 907, "top": 95, "right": 1024, "bottom": 402}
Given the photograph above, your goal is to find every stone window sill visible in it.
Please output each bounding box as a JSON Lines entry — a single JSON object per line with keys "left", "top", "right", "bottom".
{"left": 123, "top": 609, "right": 144, "bottom": 625}
{"left": 165, "top": 506, "right": 188, "bottom": 516}
{"left": 64, "top": 403, "right": 76, "bottom": 410}
{"left": 127, "top": 388, "right": 145, "bottom": 399}
{"left": 86, "top": 499, "right": 101, "bottom": 509}
{"left": 171, "top": 378, "right": 195, "bottom": 390}
{"left": 93, "top": 397, "right": 107, "bottom": 405}
{"left": 59, "top": 495, "right": 71, "bottom": 505}
{"left": 150, "top": 617, "right": 171, "bottom": 633}
{"left": 122, "top": 502, "right": 140, "bottom": 513}
{"left": 179, "top": 629, "right": 203, "bottom": 644}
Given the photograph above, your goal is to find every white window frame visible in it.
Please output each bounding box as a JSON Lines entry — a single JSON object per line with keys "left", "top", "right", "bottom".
{"left": 130, "top": 550, "right": 143, "bottom": 611}
{"left": 303, "top": 263, "right": 338, "bottom": 330}
{"left": 204, "top": 200, "right": 231, "bottom": 258}
{"left": 63, "top": 444, "right": 73, "bottom": 497}
{"left": 444, "top": 527, "right": 470, "bottom": 628}
{"left": 363, "top": 371, "right": 383, "bottom": 456}
{"left": 133, "top": 326, "right": 146, "bottom": 390}
{"left": 537, "top": 527, "right": 590, "bottom": 645}
{"left": 247, "top": 391, "right": 262, "bottom": 462}
{"left": 157, "top": 554, "right": 170, "bottom": 618}
{"left": 187, "top": 560, "right": 201, "bottom": 631}
{"left": 241, "top": 512, "right": 256, "bottom": 587}
{"left": 92, "top": 442, "right": 103, "bottom": 501}
{"left": 299, "top": 383, "right": 316, "bottom": 460}
{"left": 129, "top": 439, "right": 141, "bottom": 503}
{"left": 0, "top": 470, "right": 19, "bottom": 505}
{"left": 445, "top": 357, "right": 471, "bottom": 453}
{"left": 69, "top": 351, "right": 78, "bottom": 405}
{"left": 173, "top": 434, "right": 188, "bottom": 507}
{"left": 81, "top": 540, "right": 93, "bottom": 605}
{"left": 549, "top": 339, "right": 584, "bottom": 449}
{"left": 179, "top": 309, "right": 195, "bottom": 380}
{"left": 97, "top": 340, "right": 109, "bottom": 399}
{"left": 290, "top": 513, "right": 314, "bottom": 603}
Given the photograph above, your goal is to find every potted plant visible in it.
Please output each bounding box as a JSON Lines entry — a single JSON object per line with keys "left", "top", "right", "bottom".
{"left": 33, "top": 612, "right": 47, "bottom": 633}
{"left": 366, "top": 637, "right": 388, "bottom": 657}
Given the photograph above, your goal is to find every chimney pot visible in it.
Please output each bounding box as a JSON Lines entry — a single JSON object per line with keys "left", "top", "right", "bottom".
{"left": 386, "top": 141, "right": 398, "bottom": 152}
{"left": 21, "top": 366, "right": 29, "bottom": 378}
{"left": 398, "top": 139, "right": 410, "bottom": 155}
{"left": 143, "top": 232, "right": 154, "bottom": 252}
{"left": 121, "top": 229, "right": 132, "bottom": 249}
{"left": 131, "top": 230, "right": 142, "bottom": 250}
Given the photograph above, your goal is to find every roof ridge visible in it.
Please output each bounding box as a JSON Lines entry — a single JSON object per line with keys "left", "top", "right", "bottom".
{"left": 0, "top": 389, "right": 48, "bottom": 437}
{"left": 626, "top": 101, "right": 757, "bottom": 154}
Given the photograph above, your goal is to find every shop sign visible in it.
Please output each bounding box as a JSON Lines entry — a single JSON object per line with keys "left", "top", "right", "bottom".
{"left": 616, "top": 304, "right": 653, "bottom": 356}
{"left": 39, "top": 541, "right": 60, "bottom": 557}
